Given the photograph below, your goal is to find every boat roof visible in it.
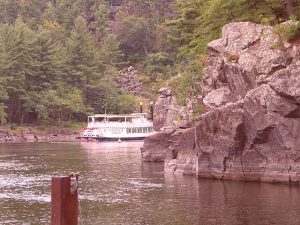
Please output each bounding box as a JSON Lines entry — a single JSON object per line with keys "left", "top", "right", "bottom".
{"left": 89, "top": 113, "right": 148, "bottom": 118}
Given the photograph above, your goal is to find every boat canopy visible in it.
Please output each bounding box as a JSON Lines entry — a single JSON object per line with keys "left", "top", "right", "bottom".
{"left": 88, "top": 113, "right": 149, "bottom": 123}
{"left": 90, "top": 113, "right": 148, "bottom": 118}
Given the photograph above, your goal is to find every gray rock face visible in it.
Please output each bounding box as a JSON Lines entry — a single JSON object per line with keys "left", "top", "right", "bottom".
{"left": 164, "top": 128, "right": 197, "bottom": 175}
{"left": 142, "top": 87, "right": 195, "bottom": 170}
{"left": 196, "top": 101, "right": 245, "bottom": 180}
{"left": 153, "top": 87, "right": 186, "bottom": 131}
{"left": 197, "top": 22, "right": 300, "bottom": 184}
{"left": 118, "top": 67, "right": 143, "bottom": 96}
{"left": 142, "top": 22, "right": 300, "bottom": 184}
{"left": 141, "top": 132, "right": 172, "bottom": 162}
{"left": 203, "top": 22, "right": 292, "bottom": 110}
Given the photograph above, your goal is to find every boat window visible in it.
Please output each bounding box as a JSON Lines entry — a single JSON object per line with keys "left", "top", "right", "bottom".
{"left": 94, "top": 117, "right": 105, "bottom": 122}
{"left": 107, "top": 117, "right": 126, "bottom": 122}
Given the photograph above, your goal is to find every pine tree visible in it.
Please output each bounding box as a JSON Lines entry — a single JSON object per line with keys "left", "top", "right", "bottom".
{"left": 66, "top": 16, "right": 100, "bottom": 91}
{"left": 0, "top": 0, "right": 20, "bottom": 24}
{"left": 0, "top": 18, "right": 37, "bottom": 123}
{"left": 167, "top": 0, "right": 296, "bottom": 57}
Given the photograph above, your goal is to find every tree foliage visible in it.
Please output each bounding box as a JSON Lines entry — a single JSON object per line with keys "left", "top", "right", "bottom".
{"left": 167, "top": 0, "right": 300, "bottom": 57}
{"left": 0, "top": 1, "right": 137, "bottom": 125}
{"left": 0, "top": 0, "right": 299, "bottom": 125}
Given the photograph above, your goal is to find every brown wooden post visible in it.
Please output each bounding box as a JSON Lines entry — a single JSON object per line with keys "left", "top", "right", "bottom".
{"left": 150, "top": 101, "right": 154, "bottom": 121}
{"left": 140, "top": 102, "right": 143, "bottom": 113}
{"left": 51, "top": 174, "right": 79, "bottom": 225}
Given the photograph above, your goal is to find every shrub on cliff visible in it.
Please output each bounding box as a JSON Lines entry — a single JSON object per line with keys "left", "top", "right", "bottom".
{"left": 274, "top": 20, "right": 300, "bottom": 42}
{"left": 166, "top": 59, "right": 203, "bottom": 106}
{"left": 143, "top": 52, "right": 174, "bottom": 75}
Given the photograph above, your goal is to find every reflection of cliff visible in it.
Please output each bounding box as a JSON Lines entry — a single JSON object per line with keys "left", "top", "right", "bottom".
{"left": 141, "top": 22, "right": 300, "bottom": 184}
{"left": 140, "top": 163, "right": 201, "bottom": 225}
{"left": 196, "top": 180, "right": 300, "bottom": 224}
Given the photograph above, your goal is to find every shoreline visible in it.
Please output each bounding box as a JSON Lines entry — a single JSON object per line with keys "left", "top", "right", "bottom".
{"left": 0, "top": 125, "right": 80, "bottom": 144}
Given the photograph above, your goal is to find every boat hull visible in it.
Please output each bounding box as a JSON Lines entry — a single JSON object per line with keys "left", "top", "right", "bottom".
{"left": 77, "top": 136, "right": 146, "bottom": 142}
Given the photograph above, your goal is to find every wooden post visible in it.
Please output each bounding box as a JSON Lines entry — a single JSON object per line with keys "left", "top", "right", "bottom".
{"left": 140, "top": 102, "right": 143, "bottom": 113}
{"left": 51, "top": 174, "right": 79, "bottom": 225}
{"left": 150, "top": 101, "right": 154, "bottom": 121}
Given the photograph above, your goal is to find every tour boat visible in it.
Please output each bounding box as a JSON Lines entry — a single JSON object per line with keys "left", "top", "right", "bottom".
{"left": 79, "top": 113, "right": 155, "bottom": 141}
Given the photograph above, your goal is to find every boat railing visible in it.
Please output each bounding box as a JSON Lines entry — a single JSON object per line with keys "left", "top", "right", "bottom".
{"left": 88, "top": 121, "right": 153, "bottom": 128}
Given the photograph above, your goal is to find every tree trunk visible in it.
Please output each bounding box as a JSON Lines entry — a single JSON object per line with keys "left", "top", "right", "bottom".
{"left": 18, "top": 99, "right": 21, "bottom": 124}
{"left": 286, "top": 0, "right": 294, "bottom": 17}
{"left": 21, "top": 113, "right": 24, "bottom": 125}
{"left": 143, "top": 45, "right": 148, "bottom": 56}
{"left": 58, "top": 109, "right": 62, "bottom": 125}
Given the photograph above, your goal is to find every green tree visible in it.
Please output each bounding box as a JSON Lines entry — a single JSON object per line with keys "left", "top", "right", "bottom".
{"left": 0, "top": 18, "right": 37, "bottom": 123}
{"left": 167, "top": 0, "right": 297, "bottom": 57}
{"left": 66, "top": 16, "right": 100, "bottom": 90}
{"left": 0, "top": 0, "right": 20, "bottom": 24}
{"left": 98, "top": 33, "right": 123, "bottom": 67}
{"left": 19, "top": 0, "right": 49, "bottom": 29}
{"left": 90, "top": 0, "right": 110, "bottom": 38}
{"left": 115, "top": 15, "right": 149, "bottom": 58}
{"left": 41, "top": 88, "right": 86, "bottom": 124}
{"left": 0, "top": 77, "right": 8, "bottom": 125}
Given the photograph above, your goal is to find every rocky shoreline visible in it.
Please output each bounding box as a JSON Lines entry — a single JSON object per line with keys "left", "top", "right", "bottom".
{"left": 0, "top": 127, "right": 79, "bottom": 143}
{"left": 141, "top": 22, "right": 300, "bottom": 185}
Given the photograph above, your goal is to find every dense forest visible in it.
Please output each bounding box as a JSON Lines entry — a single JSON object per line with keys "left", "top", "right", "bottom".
{"left": 0, "top": 0, "right": 299, "bottom": 125}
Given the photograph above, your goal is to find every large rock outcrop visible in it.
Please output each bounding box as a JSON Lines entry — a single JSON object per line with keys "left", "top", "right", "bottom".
{"left": 142, "top": 87, "right": 197, "bottom": 174}
{"left": 141, "top": 131, "right": 173, "bottom": 162}
{"left": 164, "top": 127, "right": 198, "bottom": 175}
{"left": 142, "top": 22, "right": 300, "bottom": 184}
{"left": 197, "top": 22, "right": 300, "bottom": 184}
{"left": 153, "top": 87, "right": 185, "bottom": 131}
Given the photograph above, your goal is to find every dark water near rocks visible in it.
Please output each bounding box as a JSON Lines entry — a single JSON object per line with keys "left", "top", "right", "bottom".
{"left": 1, "top": 142, "right": 300, "bottom": 225}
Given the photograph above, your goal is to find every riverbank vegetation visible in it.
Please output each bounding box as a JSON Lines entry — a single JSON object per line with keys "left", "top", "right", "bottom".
{"left": 0, "top": 0, "right": 299, "bottom": 126}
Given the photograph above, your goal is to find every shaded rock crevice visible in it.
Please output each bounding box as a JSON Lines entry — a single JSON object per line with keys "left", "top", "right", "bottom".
{"left": 288, "top": 164, "right": 292, "bottom": 184}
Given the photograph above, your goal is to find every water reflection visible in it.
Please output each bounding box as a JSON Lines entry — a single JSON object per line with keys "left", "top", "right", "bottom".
{"left": 0, "top": 142, "right": 300, "bottom": 225}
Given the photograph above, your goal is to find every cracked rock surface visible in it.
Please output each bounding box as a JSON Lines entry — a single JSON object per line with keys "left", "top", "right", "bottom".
{"left": 197, "top": 22, "right": 300, "bottom": 184}
{"left": 141, "top": 22, "right": 300, "bottom": 184}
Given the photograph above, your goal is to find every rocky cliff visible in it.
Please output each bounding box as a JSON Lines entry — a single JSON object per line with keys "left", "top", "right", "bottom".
{"left": 117, "top": 66, "right": 143, "bottom": 96}
{"left": 141, "top": 22, "right": 300, "bottom": 184}
{"left": 198, "top": 21, "right": 300, "bottom": 183}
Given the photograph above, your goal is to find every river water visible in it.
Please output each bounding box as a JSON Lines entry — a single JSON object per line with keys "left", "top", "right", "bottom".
{"left": 0, "top": 142, "right": 300, "bottom": 225}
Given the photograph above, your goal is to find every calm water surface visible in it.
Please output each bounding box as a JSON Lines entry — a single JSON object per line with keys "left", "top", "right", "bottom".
{"left": 0, "top": 142, "right": 300, "bottom": 225}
